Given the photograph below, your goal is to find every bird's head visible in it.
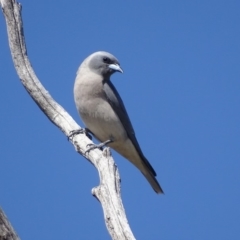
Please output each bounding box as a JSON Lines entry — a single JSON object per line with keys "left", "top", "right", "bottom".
{"left": 87, "top": 51, "right": 123, "bottom": 78}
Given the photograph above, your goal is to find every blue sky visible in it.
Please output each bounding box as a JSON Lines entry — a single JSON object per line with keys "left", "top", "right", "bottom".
{"left": 0, "top": 0, "right": 240, "bottom": 239}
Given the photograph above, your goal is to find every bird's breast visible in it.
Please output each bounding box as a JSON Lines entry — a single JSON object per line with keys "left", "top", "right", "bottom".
{"left": 79, "top": 97, "right": 128, "bottom": 144}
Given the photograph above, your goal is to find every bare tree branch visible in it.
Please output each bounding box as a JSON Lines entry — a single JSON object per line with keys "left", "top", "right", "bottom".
{"left": 0, "top": 0, "right": 136, "bottom": 239}
{"left": 0, "top": 208, "right": 20, "bottom": 240}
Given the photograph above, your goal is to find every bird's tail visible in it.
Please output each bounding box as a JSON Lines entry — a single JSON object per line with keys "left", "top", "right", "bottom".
{"left": 141, "top": 169, "right": 164, "bottom": 194}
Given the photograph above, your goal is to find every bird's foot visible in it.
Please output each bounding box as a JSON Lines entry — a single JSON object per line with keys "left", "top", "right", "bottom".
{"left": 85, "top": 139, "right": 113, "bottom": 154}
{"left": 68, "top": 128, "right": 92, "bottom": 141}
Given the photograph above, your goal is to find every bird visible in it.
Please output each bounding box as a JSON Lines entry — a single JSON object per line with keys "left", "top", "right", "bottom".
{"left": 73, "top": 51, "right": 163, "bottom": 194}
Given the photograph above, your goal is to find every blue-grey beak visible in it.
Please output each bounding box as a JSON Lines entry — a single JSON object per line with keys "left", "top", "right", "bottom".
{"left": 108, "top": 64, "right": 123, "bottom": 73}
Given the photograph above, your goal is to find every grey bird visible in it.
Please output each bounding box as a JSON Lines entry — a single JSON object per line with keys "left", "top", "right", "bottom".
{"left": 73, "top": 51, "right": 163, "bottom": 194}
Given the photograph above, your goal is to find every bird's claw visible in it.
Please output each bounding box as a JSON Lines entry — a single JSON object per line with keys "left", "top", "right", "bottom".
{"left": 85, "top": 139, "right": 113, "bottom": 154}
{"left": 85, "top": 143, "right": 103, "bottom": 154}
{"left": 68, "top": 128, "right": 92, "bottom": 141}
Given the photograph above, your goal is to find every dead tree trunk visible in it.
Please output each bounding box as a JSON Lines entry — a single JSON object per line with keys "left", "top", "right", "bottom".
{"left": 0, "top": 0, "right": 136, "bottom": 239}
{"left": 0, "top": 208, "right": 20, "bottom": 240}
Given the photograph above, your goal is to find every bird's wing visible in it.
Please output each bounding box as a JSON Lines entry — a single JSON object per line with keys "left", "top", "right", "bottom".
{"left": 103, "top": 80, "right": 156, "bottom": 176}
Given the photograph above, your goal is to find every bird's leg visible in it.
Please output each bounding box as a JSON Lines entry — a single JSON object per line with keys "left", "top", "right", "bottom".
{"left": 68, "top": 128, "right": 93, "bottom": 140}
{"left": 85, "top": 139, "right": 113, "bottom": 154}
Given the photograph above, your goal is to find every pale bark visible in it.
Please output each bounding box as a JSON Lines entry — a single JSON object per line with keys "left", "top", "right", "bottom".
{"left": 0, "top": 208, "right": 20, "bottom": 240}
{"left": 0, "top": 0, "right": 135, "bottom": 239}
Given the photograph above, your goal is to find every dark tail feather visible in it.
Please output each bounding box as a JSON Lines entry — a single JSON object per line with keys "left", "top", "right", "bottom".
{"left": 142, "top": 170, "right": 164, "bottom": 194}
{"left": 140, "top": 156, "right": 164, "bottom": 194}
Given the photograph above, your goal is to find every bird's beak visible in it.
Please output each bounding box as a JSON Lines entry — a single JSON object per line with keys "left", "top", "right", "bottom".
{"left": 108, "top": 64, "right": 123, "bottom": 73}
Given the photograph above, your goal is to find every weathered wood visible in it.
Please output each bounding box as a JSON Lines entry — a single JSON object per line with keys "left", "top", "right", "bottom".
{"left": 0, "top": 0, "right": 136, "bottom": 239}
{"left": 0, "top": 208, "right": 20, "bottom": 240}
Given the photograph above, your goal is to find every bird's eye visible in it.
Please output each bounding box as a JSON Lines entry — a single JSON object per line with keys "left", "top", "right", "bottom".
{"left": 103, "top": 57, "right": 111, "bottom": 64}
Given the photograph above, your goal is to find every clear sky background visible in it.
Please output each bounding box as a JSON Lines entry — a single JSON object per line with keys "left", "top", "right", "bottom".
{"left": 0, "top": 0, "right": 240, "bottom": 239}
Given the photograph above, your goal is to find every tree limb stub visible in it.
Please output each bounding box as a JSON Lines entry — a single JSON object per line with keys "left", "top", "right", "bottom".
{"left": 0, "top": 208, "right": 20, "bottom": 240}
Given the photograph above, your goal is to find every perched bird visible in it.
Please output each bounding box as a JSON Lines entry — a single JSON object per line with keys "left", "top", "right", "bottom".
{"left": 73, "top": 51, "right": 163, "bottom": 194}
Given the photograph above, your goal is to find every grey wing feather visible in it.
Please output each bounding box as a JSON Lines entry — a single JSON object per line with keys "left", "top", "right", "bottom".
{"left": 103, "top": 81, "right": 157, "bottom": 177}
